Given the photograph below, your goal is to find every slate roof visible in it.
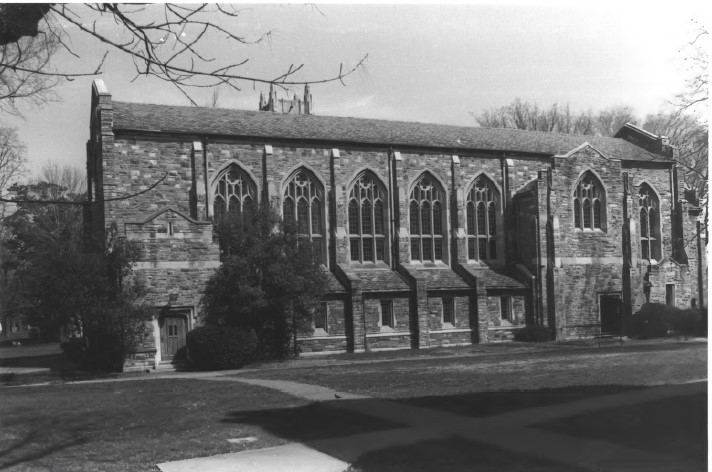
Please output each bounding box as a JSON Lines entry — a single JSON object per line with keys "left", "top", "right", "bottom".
{"left": 406, "top": 267, "right": 471, "bottom": 290}
{"left": 112, "top": 101, "right": 671, "bottom": 162}
{"left": 350, "top": 269, "right": 411, "bottom": 292}
{"left": 460, "top": 266, "right": 526, "bottom": 290}
{"left": 324, "top": 270, "right": 347, "bottom": 293}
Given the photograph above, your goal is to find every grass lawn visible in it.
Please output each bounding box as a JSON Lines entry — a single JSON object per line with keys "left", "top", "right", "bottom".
{"left": 345, "top": 436, "right": 590, "bottom": 472}
{"left": 534, "top": 392, "right": 708, "bottom": 463}
{"left": 0, "top": 379, "right": 309, "bottom": 471}
{"left": 238, "top": 343, "right": 707, "bottom": 399}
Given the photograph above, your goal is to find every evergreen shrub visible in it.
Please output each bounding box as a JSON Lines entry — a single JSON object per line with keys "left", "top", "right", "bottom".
{"left": 187, "top": 325, "right": 258, "bottom": 370}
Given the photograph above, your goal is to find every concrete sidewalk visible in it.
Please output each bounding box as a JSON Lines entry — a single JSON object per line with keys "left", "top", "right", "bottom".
{"left": 157, "top": 376, "right": 706, "bottom": 472}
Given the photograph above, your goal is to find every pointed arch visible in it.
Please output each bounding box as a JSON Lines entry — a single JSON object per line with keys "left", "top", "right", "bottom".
{"left": 408, "top": 171, "right": 447, "bottom": 263}
{"left": 572, "top": 170, "right": 607, "bottom": 231}
{"left": 465, "top": 173, "right": 502, "bottom": 262}
{"left": 210, "top": 162, "right": 258, "bottom": 220}
{"left": 282, "top": 166, "right": 326, "bottom": 262}
{"left": 638, "top": 182, "right": 662, "bottom": 260}
{"left": 346, "top": 169, "right": 389, "bottom": 264}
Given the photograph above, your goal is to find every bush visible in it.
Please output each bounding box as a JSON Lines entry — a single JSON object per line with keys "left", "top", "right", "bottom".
{"left": 187, "top": 325, "right": 259, "bottom": 370}
{"left": 630, "top": 303, "right": 704, "bottom": 338}
{"left": 60, "top": 339, "right": 86, "bottom": 362}
{"left": 513, "top": 325, "right": 552, "bottom": 342}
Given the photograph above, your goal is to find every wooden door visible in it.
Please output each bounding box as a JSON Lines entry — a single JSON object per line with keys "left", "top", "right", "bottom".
{"left": 160, "top": 316, "right": 186, "bottom": 360}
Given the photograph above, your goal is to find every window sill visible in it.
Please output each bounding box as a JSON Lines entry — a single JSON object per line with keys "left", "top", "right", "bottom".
{"left": 351, "top": 261, "right": 391, "bottom": 270}
{"left": 574, "top": 228, "right": 606, "bottom": 233}
{"left": 442, "top": 322, "right": 455, "bottom": 330}
{"left": 409, "top": 261, "right": 450, "bottom": 269}
{"left": 312, "top": 328, "right": 328, "bottom": 336}
{"left": 378, "top": 326, "right": 395, "bottom": 333}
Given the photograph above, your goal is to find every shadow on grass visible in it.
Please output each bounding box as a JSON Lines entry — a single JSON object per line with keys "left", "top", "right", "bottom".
{"left": 221, "top": 383, "right": 707, "bottom": 470}
{"left": 345, "top": 436, "right": 590, "bottom": 472}
{"left": 222, "top": 402, "right": 404, "bottom": 442}
{"left": 398, "top": 384, "right": 647, "bottom": 418}
{"left": 534, "top": 391, "right": 707, "bottom": 463}
{"left": 0, "top": 427, "right": 90, "bottom": 471}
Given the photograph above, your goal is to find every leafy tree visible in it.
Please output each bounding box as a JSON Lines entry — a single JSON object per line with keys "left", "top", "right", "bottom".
{"left": 2, "top": 171, "right": 149, "bottom": 370}
{"left": 472, "top": 98, "right": 637, "bottom": 137}
{"left": 203, "top": 205, "right": 327, "bottom": 358}
{"left": 0, "top": 4, "right": 367, "bottom": 110}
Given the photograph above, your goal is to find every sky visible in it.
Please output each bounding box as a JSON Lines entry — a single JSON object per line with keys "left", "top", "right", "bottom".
{"left": 2, "top": 2, "right": 708, "bottom": 176}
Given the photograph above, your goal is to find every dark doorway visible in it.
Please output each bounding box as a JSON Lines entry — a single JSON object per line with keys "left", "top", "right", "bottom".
{"left": 600, "top": 294, "right": 622, "bottom": 335}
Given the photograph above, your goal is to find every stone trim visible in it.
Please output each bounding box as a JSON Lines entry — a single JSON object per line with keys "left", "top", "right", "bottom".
{"left": 430, "top": 327, "right": 473, "bottom": 334}
{"left": 297, "top": 335, "right": 348, "bottom": 341}
{"left": 366, "top": 331, "right": 411, "bottom": 338}
{"left": 551, "top": 257, "right": 624, "bottom": 265}
{"left": 133, "top": 260, "right": 221, "bottom": 269}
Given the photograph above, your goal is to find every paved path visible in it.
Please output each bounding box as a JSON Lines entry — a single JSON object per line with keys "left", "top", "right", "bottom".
{"left": 157, "top": 375, "right": 706, "bottom": 472}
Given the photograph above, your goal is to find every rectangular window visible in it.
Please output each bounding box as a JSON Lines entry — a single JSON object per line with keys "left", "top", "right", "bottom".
{"left": 478, "top": 238, "right": 487, "bottom": 260}
{"left": 443, "top": 298, "right": 454, "bottom": 325}
{"left": 380, "top": 300, "right": 394, "bottom": 328}
{"left": 666, "top": 284, "right": 676, "bottom": 307}
{"left": 350, "top": 239, "right": 360, "bottom": 262}
{"left": 434, "top": 238, "right": 443, "bottom": 261}
{"left": 468, "top": 239, "right": 476, "bottom": 260}
{"left": 422, "top": 239, "right": 433, "bottom": 261}
{"left": 363, "top": 238, "right": 374, "bottom": 262}
{"left": 500, "top": 296, "right": 511, "bottom": 321}
{"left": 315, "top": 302, "right": 327, "bottom": 331}
{"left": 375, "top": 239, "right": 385, "bottom": 261}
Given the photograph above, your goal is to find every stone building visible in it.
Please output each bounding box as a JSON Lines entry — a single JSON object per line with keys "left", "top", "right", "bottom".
{"left": 85, "top": 80, "right": 705, "bottom": 369}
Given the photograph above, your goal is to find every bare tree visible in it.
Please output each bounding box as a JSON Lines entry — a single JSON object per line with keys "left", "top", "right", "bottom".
{"left": 0, "top": 127, "right": 27, "bottom": 198}
{"left": 644, "top": 112, "right": 708, "bottom": 204}
{"left": 472, "top": 99, "right": 638, "bottom": 136}
{"left": 0, "top": 25, "right": 61, "bottom": 116}
{"left": 0, "top": 4, "right": 368, "bottom": 109}
{"left": 674, "top": 24, "right": 708, "bottom": 113}
{"left": 37, "top": 161, "right": 86, "bottom": 198}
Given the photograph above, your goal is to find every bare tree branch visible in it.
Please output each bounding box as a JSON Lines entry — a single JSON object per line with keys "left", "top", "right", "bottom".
{"left": 0, "top": 4, "right": 368, "bottom": 113}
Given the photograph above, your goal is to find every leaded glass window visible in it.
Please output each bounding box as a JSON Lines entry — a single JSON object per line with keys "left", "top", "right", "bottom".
{"left": 639, "top": 184, "right": 661, "bottom": 260}
{"left": 573, "top": 171, "right": 605, "bottom": 230}
{"left": 466, "top": 175, "right": 500, "bottom": 261}
{"left": 348, "top": 172, "right": 388, "bottom": 263}
{"left": 213, "top": 165, "right": 257, "bottom": 219}
{"left": 283, "top": 169, "right": 324, "bottom": 261}
{"left": 409, "top": 174, "right": 446, "bottom": 262}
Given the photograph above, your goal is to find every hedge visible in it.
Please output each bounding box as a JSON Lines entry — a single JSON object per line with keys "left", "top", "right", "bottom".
{"left": 513, "top": 325, "right": 553, "bottom": 342}
{"left": 186, "top": 325, "right": 259, "bottom": 370}
{"left": 630, "top": 303, "right": 704, "bottom": 338}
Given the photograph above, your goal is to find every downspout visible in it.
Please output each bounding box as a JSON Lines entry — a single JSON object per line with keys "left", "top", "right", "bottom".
{"left": 202, "top": 137, "right": 209, "bottom": 220}
{"left": 388, "top": 148, "right": 396, "bottom": 266}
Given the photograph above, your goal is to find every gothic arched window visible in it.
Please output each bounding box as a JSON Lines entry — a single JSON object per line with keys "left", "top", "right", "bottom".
{"left": 348, "top": 172, "right": 388, "bottom": 263}
{"left": 639, "top": 183, "right": 661, "bottom": 260}
{"left": 466, "top": 175, "right": 500, "bottom": 261}
{"left": 213, "top": 164, "right": 257, "bottom": 219}
{"left": 573, "top": 171, "right": 605, "bottom": 230}
{"left": 409, "top": 173, "right": 446, "bottom": 262}
{"left": 283, "top": 169, "right": 325, "bottom": 260}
